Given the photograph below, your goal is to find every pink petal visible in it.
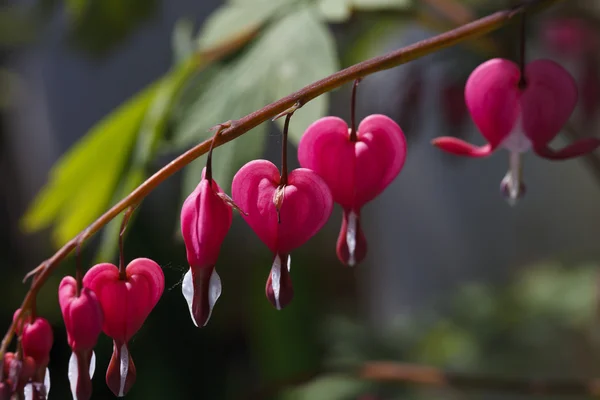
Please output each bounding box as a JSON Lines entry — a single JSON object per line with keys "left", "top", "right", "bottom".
{"left": 58, "top": 276, "right": 103, "bottom": 351}
{"left": 297, "top": 117, "right": 356, "bottom": 209}
{"left": 83, "top": 259, "right": 164, "bottom": 342}
{"left": 534, "top": 138, "right": 600, "bottom": 160}
{"left": 521, "top": 59, "right": 578, "bottom": 145}
{"left": 277, "top": 168, "right": 333, "bottom": 253}
{"left": 231, "top": 160, "right": 281, "bottom": 252}
{"left": 21, "top": 318, "right": 53, "bottom": 367}
{"left": 353, "top": 114, "right": 407, "bottom": 208}
{"left": 465, "top": 58, "right": 521, "bottom": 148}
{"left": 298, "top": 115, "right": 406, "bottom": 210}
{"left": 431, "top": 137, "right": 494, "bottom": 157}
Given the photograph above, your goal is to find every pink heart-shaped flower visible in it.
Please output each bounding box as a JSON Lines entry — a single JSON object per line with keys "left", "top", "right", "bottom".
{"left": 231, "top": 160, "right": 333, "bottom": 309}
{"left": 82, "top": 258, "right": 164, "bottom": 342}
{"left": 433, "top": 58, "right": 600, "bottom": 160}
{"left": 298, "top": 114, "right": 406, "bottom": 266}
{"left": 58, "top": 276, "right": 103, "bottom": 352}
{"left": 83, "top": 258, "right": 164, "bottom": 397}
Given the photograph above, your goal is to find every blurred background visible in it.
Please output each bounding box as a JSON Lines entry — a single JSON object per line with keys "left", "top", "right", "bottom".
{"left": 2, "top": 0, "right": 600, "bottom": 398}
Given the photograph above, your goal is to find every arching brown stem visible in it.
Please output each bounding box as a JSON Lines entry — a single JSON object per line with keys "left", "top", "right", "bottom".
{"left": 0, "top": 0, "right": 564, "bottom": 359}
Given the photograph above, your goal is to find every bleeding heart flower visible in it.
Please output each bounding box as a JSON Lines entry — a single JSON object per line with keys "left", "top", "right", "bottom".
{"left": 298, "top": 114, "right": 407, "bottom": 266}
{"left": 231, "top": 160, "right": 333, "bottom": 309}
{"left": 2, "top": 352, "right": 35, "bottom": 393}
{"left": 13, "top": 311, "right": 52, "bottom": 400}
{"left": 431, "top": 58, "right": 600, "bottom": 202}
{"left": 180, "top": 167, "right": 233, "bottom": 327}
{"left": 83, "top": 258, "right": 164, "bottom": 397}
{"left": 58, "top": 276, "right": 103, "bottom": 400}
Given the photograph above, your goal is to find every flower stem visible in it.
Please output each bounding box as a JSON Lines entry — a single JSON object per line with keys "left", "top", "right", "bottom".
{"left": 205, "top": 123, "right": 229, "bottom": 184}
{"left": 518, "top": 13, "right": 527, "bottom": 89}
{"left": 349, "top": 79, "right": 361, "bottom": 142}
{"left": 280, "top": 112, "right": 294, "bottom": 186}
{"left": 118, "top": 207, "right": 137, "bottom": 281}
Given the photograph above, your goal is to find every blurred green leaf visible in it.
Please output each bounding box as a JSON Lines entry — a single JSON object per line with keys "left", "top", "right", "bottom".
{"left": 96, "top": 59, "right": 198, "bottom": 261}
{"left": 0, "top": 7, "right": 38, "bottom": 47}
{"left": 266, "top": 6, "right": 339, "bottom": 143}
{"left": 175, "top": 4, "right": 337, "bottom": 191}
{"left": 318, "top": 0, "right": 352, "bottom": 22}
{"left": 21, "top": 81, "right": 162, "bottom": 247}
{"left": 351, "top": 0, "right": 412, "bottom": 10}
{"left": 172, "top": 18, "right": 195, "bottom": 64}
{"left": 196, "top": 0, "right": 286, "bottom": 50}
{"left": 414, "top": 320, "right": 479, "bottom": 368}
{"left": 513, "top": 263, "right": 596, "bottom": 328}
{"left": 64, "top": 0, "right": 88, "bottom": 18}
{"left": 283, "top": 375, "right": 370, "bottom": 400}
{"left": 177, "top": 65, "right": 270, "bottom": 202}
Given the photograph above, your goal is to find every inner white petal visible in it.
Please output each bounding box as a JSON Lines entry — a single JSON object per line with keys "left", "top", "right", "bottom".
{"left": 69, "top": 350, "right": 96, "bottom": 400}
{"left": 118, "top": 344, "right": 129, "bottom": 397}
{"left": 500, "top": 116, "right": 531, "bottom": 153}
{"left": 24, "top": 382, "right": 32, "bottom": 400}
{"left": 68, "top": 352, "right": 78, "bottom": 400}
{"left": 271, "top": 255, "right": 282, "bottom": 310}
{"left": 45, "top": 368, "right": 50, "bottom": 396}
{"left": 23, "top": 368, "right": 50, "bottom": 400}
{"left": 90, "top": 351, "right": 96, "bottom": 378}
{"left": 181, "top": 269, "right": 198, "bottom": 327}
{"left": 346, "top": 211, "right": 358, "bottom": 267}
{"left": 205, "top": 269, "right": 222, "bottom": 327}
{"left": 287, "top": 254, "right": 291, "bottom": 272}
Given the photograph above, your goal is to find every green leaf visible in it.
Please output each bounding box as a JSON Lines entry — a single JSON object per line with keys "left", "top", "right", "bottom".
{"left": 178, "top": 68, "right": 270, "bottom": 200}
{"left": 21, "top": 81, "right": 161, "bottom": 247}
{"left": 175, "top": 4, "right": 336, "bottom": 194}
{"left": 264, "top": 6, "right": 339, "bottom": 143}
{"left": 318, "top": 0, "right": 352, "bottom": 22}
{"left": 172, "top": 18, "right": 195, "bottom": 64}
{"left": 95, "top": 168, "right": 145, "bottom": 263}
{"left": 351, "top": 0, "right": 412, "bottom": 10}
{"left": 196, "top": 0, "right": 285, "bottom": 51}
{"left": 0, "top": 7, "right": 38, "bottom": 46}
{"left": 64, "top": 0, "right": 88, "bottom": 18}
{"left": 95, "top": 59, "right": 198, "bottom": 261}
{"left": 282, "top": 375, "right": 369, "bottom": 400}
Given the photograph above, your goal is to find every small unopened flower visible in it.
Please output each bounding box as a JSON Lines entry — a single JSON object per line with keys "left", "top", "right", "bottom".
{"left": 180, "top": 167, "right": 233, "bottom": 327}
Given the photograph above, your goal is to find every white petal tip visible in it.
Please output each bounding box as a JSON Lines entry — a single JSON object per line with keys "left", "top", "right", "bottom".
{"left": 271, "top": 255, "right": 283, "bottom": 310}
{"left": 346, "top": 211, "right": 358, "bottom": 265}
{"left": 182, "top": 268, "right": 222, "bottom": 327}
{"left": 182, "top": 269, "right": 198, "bottom": 327}
{"left": 118, "top": 344, "right": 129, "bottom": 397}
{"left": 203, "top": 268, "right": 222, "bottom": 327}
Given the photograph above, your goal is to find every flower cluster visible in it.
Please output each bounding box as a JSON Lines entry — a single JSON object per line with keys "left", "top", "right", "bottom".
{"left": 3, "top": 50, "right": 595, "bottom": 398}
{"left": 2, "top": 257, "right": 164, "bottom": 399}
